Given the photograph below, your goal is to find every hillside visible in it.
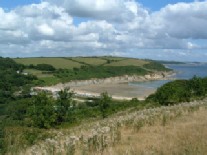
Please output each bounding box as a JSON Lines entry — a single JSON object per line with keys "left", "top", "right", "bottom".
{"left": 7, "top": 98, "right": 207, "bottom": 155}
{"left": 1, "top": 57, "right": 207, "bottom": 155}
{"left": 14, "top": 57, "right": 170, "bottom": 85}
{"left": 14, "top": 57, "right": 148, "bottom": 69}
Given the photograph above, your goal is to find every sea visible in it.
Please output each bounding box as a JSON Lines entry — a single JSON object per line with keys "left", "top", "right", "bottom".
{"left": 130, "top": 63, "right": 207, "bottom": 90}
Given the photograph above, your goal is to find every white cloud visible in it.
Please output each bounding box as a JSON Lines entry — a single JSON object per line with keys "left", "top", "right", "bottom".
{"left": 37, "top": 24, "right": 55, "bottom": 36}
{"left": 0, "top": 1, "right": 207, "bottom": 61}
{"left": 46, "top": 0, "right": 138, "bottom": 22}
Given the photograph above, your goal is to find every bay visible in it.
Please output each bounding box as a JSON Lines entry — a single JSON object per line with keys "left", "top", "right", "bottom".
{"left": 130, "top": 63, "right": 207, "bottom": 89}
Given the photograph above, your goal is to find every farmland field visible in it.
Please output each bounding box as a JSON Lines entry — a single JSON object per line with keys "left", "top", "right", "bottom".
{"left": 14, "top": 57, "right": 82, "bottom": 69}
{"left": 70, "top": 57, "right": 107, "bottom": 65}
{"left": 13, "top": 57, "right": 168, "bottom": 85}
{"left": 104, "top": 58, "right": 148, "bottom": 66}
{"left": 23, "top": 69, "right": 53, "bottom": 77}
{"left": 14, "top": 57, "right": 149, "bottom": 68}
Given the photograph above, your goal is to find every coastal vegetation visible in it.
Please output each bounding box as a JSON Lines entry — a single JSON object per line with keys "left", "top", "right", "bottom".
{"left": 14, "top": 57, "right": 171, "bottom": 85}
{"left": 1, "top": 56, "right": 207, "bottom": 154}
{"left": 147, "top": 76, "right": 207, "bottom": 105}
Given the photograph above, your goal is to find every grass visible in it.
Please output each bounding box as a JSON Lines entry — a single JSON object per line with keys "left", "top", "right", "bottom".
{"left": 101, "top": 56, "right": 126, "bottom": 61}
{"left": 14, "top": 57, "right": 168, "bottom": 86}
{"left": 23, "top": 69, "right": 60, "bottom": 85}
{"left": 103, "top": 107, "right": 207, "bottom": 155}
{"left": 104, "top": 58, "right": 149, "bottom": 67}
{"left": 14, "top": 58, "right": 82, "bottom": 69}
{"left": 8, "top": 99, "right": 207, "bottom": 155}
{"left": 14, "top": 57, "right": 150, "bottom": 69}
{"left": 71, "top": 57, "right": 107, "bottom": 66}
{"left": 23, "top": 69, "right": 53, "bottom": 78}
{"left": 39, "top": 76, "right": 61, "bottom": 86}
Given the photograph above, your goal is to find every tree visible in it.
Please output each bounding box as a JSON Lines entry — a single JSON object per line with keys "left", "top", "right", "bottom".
{"left": 27, "top": 92, "right": 57, "bottom": 128}
{"left": 99, "top": 92, "right": 111, "bottom": 118}
{"left": 147, "top": 80, "right": 190, "bottom": 105}
{"left": 188, "top": 76, "right": 205, "bottom": 96}
{"left": 56, "top": 88, "right": 74, "bottom": 122}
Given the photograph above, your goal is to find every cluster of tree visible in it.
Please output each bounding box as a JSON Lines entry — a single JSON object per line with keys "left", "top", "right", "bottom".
{"left": 54, "top": 65, "right": 148, "bottom": 82}
{"left": 0, "top": 57, "right": 40, "bottom": 153}
{"left": 0, "top": 57, "right": 37, "bottom": 104}
{"left": 143, "top": 61, "right": 171, "bottom": 71}
{"left": 27, "top": 64, "right": 56, "bottom": 71}
{"left": 7, "top": 89, "right": 144, "bottom": 129}
{"left": 147, "top": 76, "right": 207, "bottom": 105}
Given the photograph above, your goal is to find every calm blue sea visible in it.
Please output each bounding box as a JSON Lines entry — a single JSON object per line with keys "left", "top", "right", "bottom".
{"left": 130, "top": 63, "right": 207, "bottom": 89}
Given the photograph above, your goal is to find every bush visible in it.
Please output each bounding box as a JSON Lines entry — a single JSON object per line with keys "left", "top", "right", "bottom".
{"left": 147, "top": 76, "right": 207, "bottom": 105}
{"left": 35, "top": 64, "right": 56, "bottom": 71}
{"left": 98, "top": 92, "right": 112, "bottom": 118}
{"left": 27, "top": 93, "right": 58, "bottom": 128}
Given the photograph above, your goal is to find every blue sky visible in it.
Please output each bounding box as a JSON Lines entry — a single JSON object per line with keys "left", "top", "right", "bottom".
{"left": 0, "top": 0, "right": 40, "bottom": 9}
{"left": 0, "top": 0, "right": 197, "bottom": 10}
{"left": 0, "top": 0, "right": 207, "bottom": 61}
{"left": 138, "top": 0, "right": 197, "bottom": 10}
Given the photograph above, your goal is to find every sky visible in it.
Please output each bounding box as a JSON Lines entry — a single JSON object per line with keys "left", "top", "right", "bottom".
{"left": 0, "top": 0, "right": 207, "bottom": 62}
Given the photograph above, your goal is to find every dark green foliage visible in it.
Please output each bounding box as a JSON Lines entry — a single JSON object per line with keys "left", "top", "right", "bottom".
{"left": 27, "top": 93, "right": 58, "bottom": 128}
{"left": 54, "top": 65, "right": 148, "bottom": 82}
{"left": 16, "top": 89, "right": 75, "bottom": 128}
{"left": 188, "top": 76, "right": 206, "bottom": 96}
{"left": 0, "top": 57, "right": 24, "bottom": 71}
{"left": 7, "top": 98, "right": 31, "bottom": 121}
{"left": 98, "top": 92, "right": 112, "bottom": 118}
{"left": 147, "top": 76, "right": 207, "bottom": 105}
{"left": 148, "top": 80, "right": 190, "bottom": 105}
{"left": 56, "top": 88, "right": 74, "bottom": 122}
{"left": 28, "top": 64, "right": 56, "bottom": 71}
{"left": 0, "top": 57, "right": 37, "bottom": 105}
{"left": 144, "top": 61, "right": 171, "bottom": 71}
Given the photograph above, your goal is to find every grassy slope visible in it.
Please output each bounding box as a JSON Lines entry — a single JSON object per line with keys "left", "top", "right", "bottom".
{"left": 14, "top": 57, "right": 170, "bottom": 85}
{"left": 71, "top": 57, "right": 107, "bottom": 66}
{"left": 105, "top": 107, "right": 207, "bottom": 155}
{"left": 104, "top": 58, "right": 148, "bottom": 66}
{"left": 14, "top": 57, "right": 149, "bottom": 69}
{"left": 14, "top": 58, "right": 82, "bottom": 69}
{"left": 8, "top": 99, "right": 207, "bottom": 155}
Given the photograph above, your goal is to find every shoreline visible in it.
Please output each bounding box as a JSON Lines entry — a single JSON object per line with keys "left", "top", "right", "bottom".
{"left": 55, "top": 71, "right": 175, "bottom": 87}
{"left": 33, "top": 71, "right": 175, "bottom": 100}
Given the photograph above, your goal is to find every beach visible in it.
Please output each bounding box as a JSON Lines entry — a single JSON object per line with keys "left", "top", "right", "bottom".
{"left": 70, "top": 82, "right": 156, "bottom": 100}
{"left": 33, "top": 72, "right": 174, "bottom": 100}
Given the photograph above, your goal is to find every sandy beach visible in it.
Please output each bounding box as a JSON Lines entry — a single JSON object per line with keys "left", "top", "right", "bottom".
{"left": 70, "top": 82, "right": 156, "bottom": 100}
{"left": 34, "top": 72, "right": 174, "bottom": 100}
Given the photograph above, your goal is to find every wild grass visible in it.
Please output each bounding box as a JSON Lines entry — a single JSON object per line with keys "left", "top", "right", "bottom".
{"left": 10, "top": 99, "right": 207, "bottom": 155}
{"left": 105, "top": 106, "right": 207, "bottom": 155}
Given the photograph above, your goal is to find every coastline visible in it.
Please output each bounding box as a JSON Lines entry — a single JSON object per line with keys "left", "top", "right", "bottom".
{"left": 33, "top": 71, "right": 175, "bottom": 100}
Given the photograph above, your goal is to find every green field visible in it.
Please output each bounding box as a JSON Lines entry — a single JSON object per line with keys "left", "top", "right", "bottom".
{"left": 14, "top": 58, "right": 82, "bottom": 69}
{"left": 14, "top": 57, "right": 149, "bottom": 68}
{"left": 13, "top": 57, "right": 169, "bottom": 85}
{"left": 70, "top": 57, "right": 107, "bottom": 65}
{"left": 104, "top": 58, "right": 148, "bottom": 66}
